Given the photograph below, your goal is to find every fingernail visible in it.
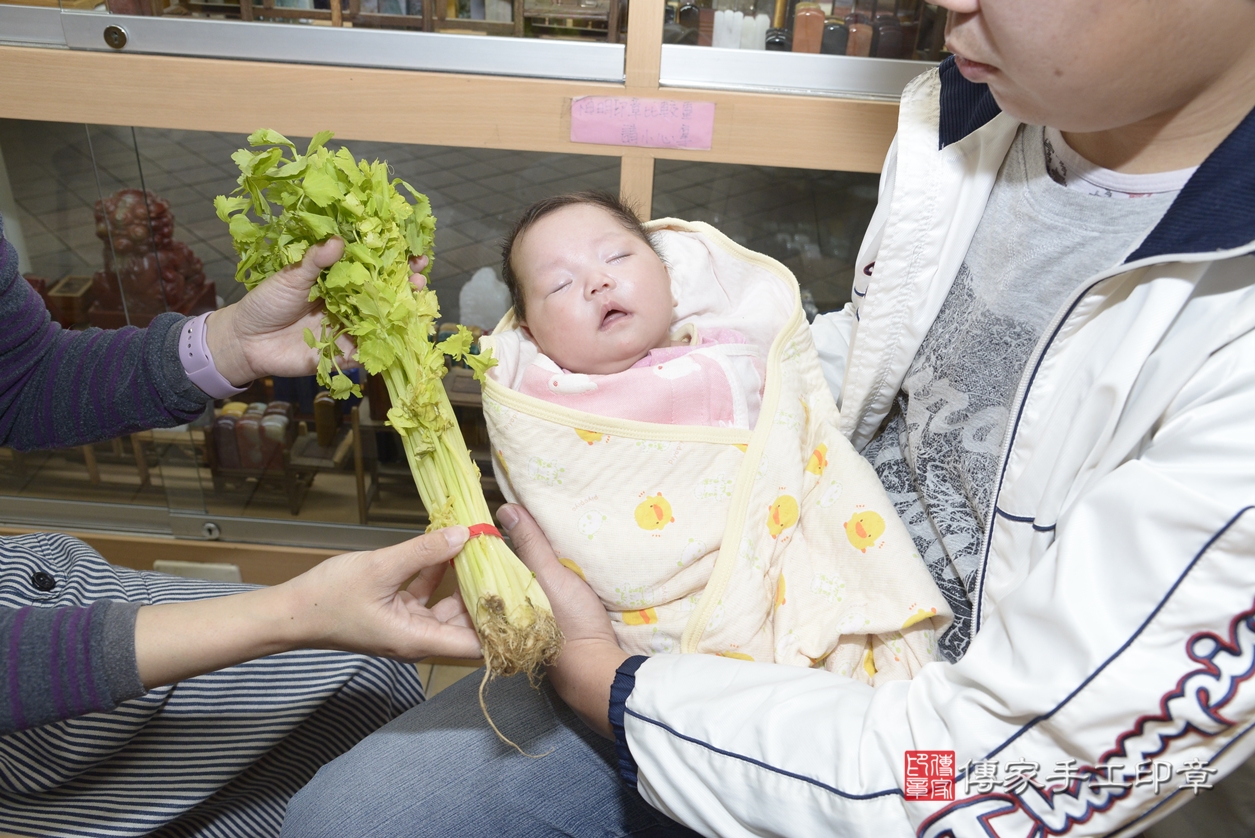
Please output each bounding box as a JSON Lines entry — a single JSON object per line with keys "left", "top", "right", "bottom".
{"left": 496, "top": 505, "right": 519, "bottom": 532}
{"left": 445, "top": 526, "right": 469, "bottom": 550}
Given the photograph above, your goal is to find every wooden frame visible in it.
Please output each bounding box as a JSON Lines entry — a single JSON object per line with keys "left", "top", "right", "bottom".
{"left": 0, "top": 0, "right": 898, "bottom": 219}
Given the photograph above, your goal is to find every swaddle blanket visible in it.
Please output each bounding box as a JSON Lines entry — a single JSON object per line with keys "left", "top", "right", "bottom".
{"left": 481, "top": 220, "right": 951, "bottom": 684}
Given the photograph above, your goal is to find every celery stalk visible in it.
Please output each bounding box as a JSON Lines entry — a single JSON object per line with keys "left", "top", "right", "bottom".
{"left": 217, "top": 130, "right": 562, "bottom": 688}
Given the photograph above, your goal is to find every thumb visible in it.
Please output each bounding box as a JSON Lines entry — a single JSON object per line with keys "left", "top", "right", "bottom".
{"left": 369, "top": 526, "right": 469, "bottom": 587}
{"left": 278, "top": 236, "right": 346, "bottom": 288}
{"left": 498, "top": 503, "right": 615, "bottom": 645}
{"left": 497, "top": 504, "right": 562, "bottom": 583}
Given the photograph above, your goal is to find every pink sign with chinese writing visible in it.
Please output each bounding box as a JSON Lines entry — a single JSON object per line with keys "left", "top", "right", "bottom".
{"left": 570, "top": 96, "right": 716, "bottom": 151}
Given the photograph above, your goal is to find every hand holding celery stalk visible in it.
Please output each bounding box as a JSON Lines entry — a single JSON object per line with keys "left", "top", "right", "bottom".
{"left": 215, "top": 129, "right": 562, "bottom": 688}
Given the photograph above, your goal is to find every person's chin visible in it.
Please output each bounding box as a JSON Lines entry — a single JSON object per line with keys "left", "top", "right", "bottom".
{"left": 587, "top": 359, "right": 639, "bottom": 375}
{"left": 977, "top": 83, "right": 1064, "bottom": 133}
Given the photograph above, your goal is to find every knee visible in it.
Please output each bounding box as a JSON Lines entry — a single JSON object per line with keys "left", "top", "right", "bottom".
{"left": 292, "top": 707, "right": 452, "bottom": 830}
{"left": 282, "top": 764, "right": 347, "bottom": 837}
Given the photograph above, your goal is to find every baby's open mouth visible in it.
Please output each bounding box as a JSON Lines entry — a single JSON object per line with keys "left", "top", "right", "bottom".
{"left": 600, "top": 308, "right": 629, "bottom": 329}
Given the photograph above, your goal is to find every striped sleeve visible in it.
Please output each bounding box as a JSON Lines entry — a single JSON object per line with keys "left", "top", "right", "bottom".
{"left": 0, "top": 214, "right": 210, "bottom": 451}
{"left": 0, "top": 600, "right": 145, "bottom": 734}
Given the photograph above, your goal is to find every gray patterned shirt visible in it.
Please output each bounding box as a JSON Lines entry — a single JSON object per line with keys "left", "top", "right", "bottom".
{"left": 862, "top": 125, "right": 1180, "bottom": 661}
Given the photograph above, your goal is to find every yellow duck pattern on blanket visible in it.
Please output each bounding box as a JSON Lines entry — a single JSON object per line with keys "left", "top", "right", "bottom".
{"left": 480, "top": 221, "right": 951, "bottom": 684}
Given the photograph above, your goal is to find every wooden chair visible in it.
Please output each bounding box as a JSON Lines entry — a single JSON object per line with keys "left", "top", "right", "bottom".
{"left": 352, "top": 368, "right": 502, "bottom": 526}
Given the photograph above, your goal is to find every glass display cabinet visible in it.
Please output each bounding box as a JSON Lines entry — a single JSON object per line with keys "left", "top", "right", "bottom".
{"left": 0, "top": 118, "right": 621, "bottom": 549}
{"left": 0, "top": 0, "right": 934, "bottom": 559}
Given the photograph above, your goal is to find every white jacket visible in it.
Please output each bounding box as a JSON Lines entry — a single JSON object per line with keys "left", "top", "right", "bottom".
{"left": 612, "top": 60, "right": 1255, "bottom": 838}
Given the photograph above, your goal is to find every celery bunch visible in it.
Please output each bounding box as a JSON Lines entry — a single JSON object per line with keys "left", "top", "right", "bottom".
{"left": 216, "top": 130, "right": 562, "bottom": 685}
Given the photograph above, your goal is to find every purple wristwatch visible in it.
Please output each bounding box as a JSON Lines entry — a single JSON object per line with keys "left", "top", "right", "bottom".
{"left": 179, "top": 312, "right": 247, "bottom": 399}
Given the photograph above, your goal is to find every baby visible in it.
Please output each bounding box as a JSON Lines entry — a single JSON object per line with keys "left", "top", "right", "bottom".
{"left": 480, "top": 191, "right": 949, "bottom": 683}
{"left": 505, "top": 192, "right": 764, "bottom": 430}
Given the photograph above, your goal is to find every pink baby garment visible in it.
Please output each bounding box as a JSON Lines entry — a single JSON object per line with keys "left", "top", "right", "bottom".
{"left": 517, "top": 327, "right": 764, "bottom": 429}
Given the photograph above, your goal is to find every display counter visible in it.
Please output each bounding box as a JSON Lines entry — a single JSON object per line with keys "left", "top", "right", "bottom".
{"left": 0, "top": 0, "right": 935, "bottom": 556}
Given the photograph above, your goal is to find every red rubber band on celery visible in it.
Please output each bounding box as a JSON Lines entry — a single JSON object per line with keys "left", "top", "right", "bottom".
{"left": 451, "top": 523, "right": 503, "bottom": 565}
{"left": 467, "top": 523, "right": 502, "bottom": 539}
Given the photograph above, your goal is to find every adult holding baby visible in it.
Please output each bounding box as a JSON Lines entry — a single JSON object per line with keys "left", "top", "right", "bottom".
{"left": 286, "top": 0, "right": 1255, "bottom": 835}
{"left": 0, "top": 216, "right": 480, "bottom": 837}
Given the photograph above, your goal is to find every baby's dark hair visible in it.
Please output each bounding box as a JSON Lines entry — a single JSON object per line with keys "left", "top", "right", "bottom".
{"left": 500, "top": 190, "right": 659, "bottom": 322}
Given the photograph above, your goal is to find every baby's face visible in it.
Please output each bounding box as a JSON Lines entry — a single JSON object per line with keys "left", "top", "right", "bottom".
{"left": 515, "top": 203, "right": 674, "bottom": 375}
